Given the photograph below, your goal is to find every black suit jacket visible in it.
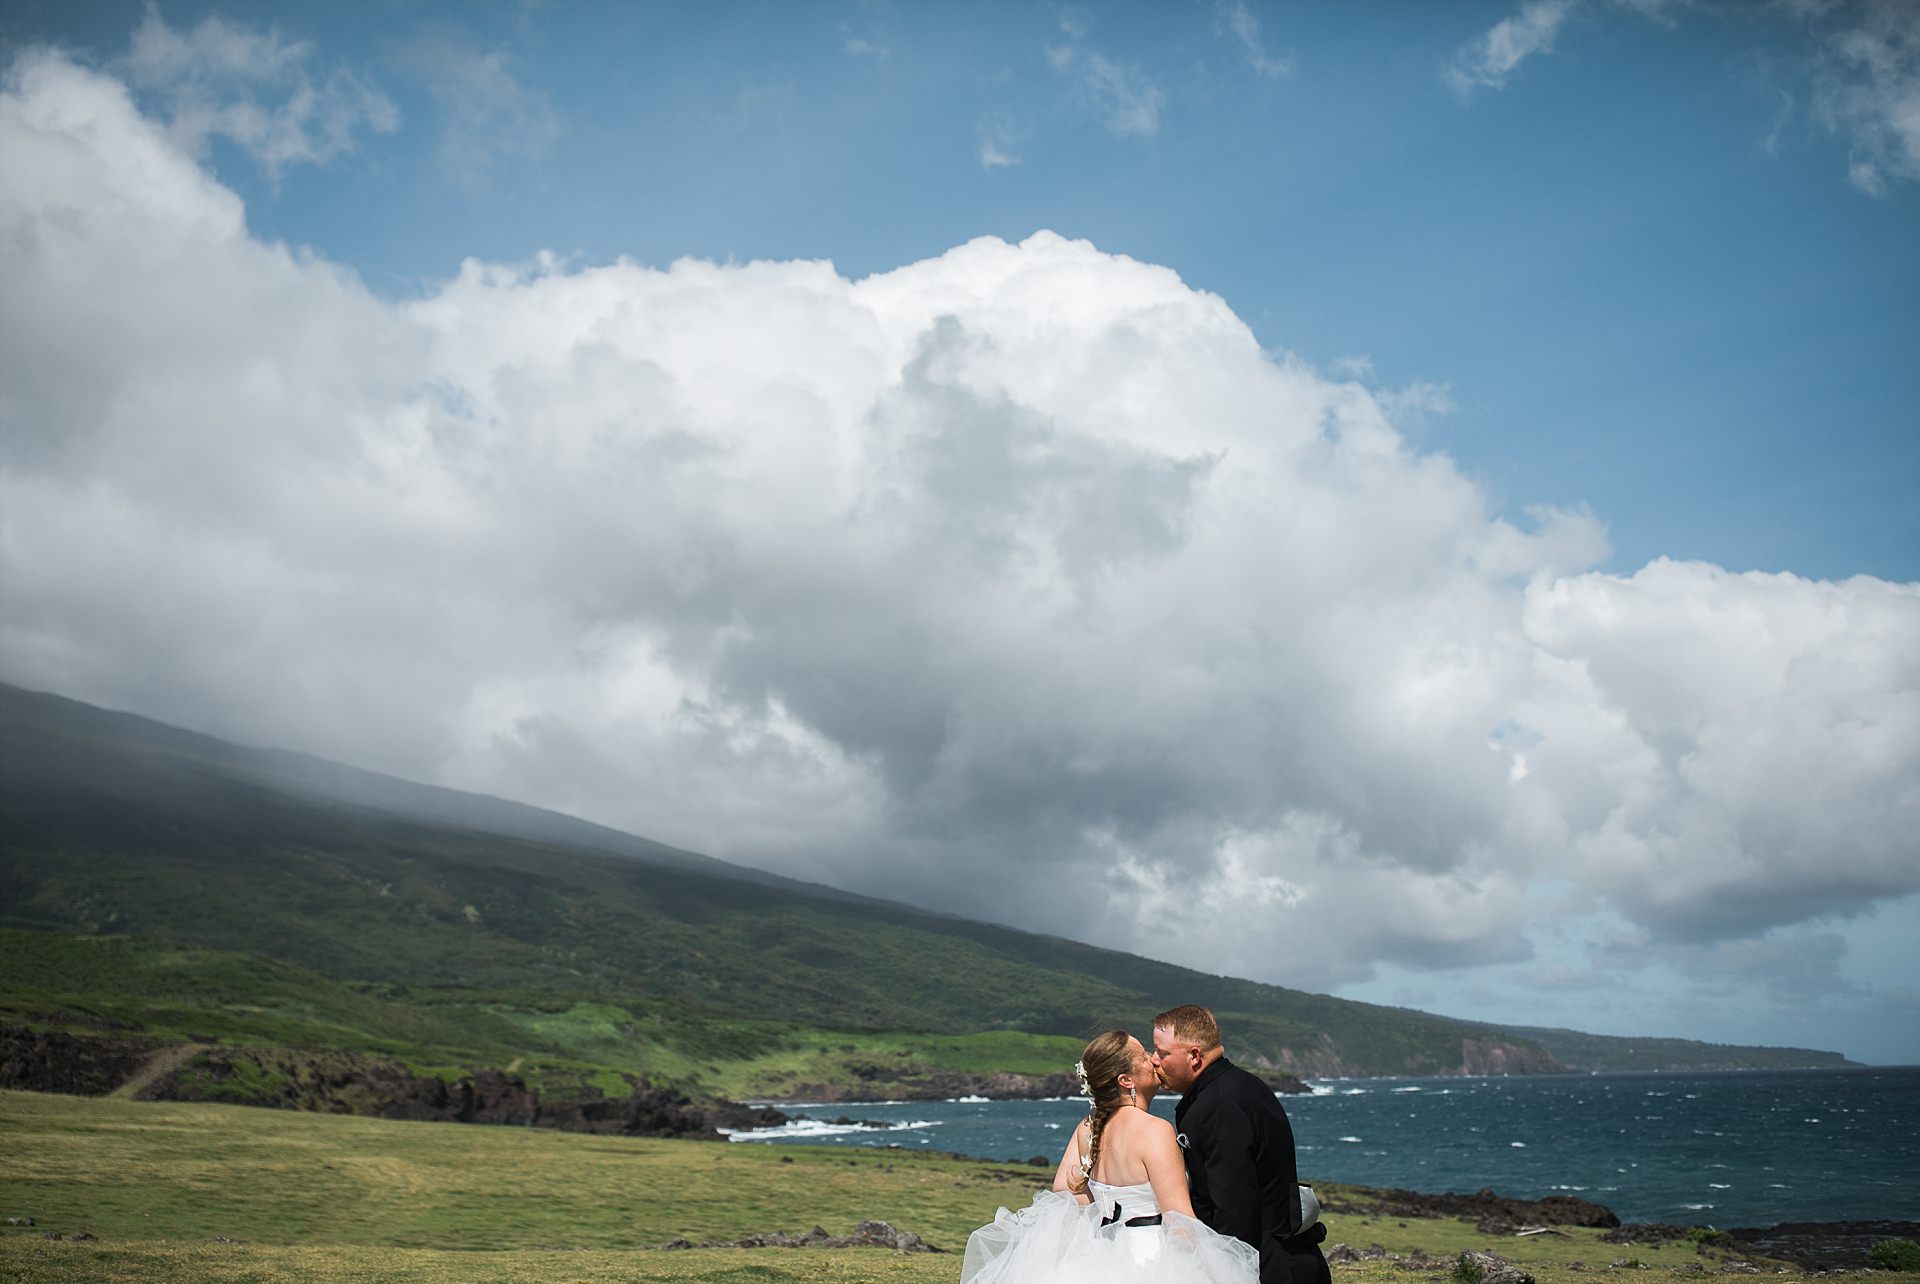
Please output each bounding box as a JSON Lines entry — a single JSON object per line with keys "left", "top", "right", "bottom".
{"left": 1175, "top": 1056, "right": 1309, "bottom": 1284}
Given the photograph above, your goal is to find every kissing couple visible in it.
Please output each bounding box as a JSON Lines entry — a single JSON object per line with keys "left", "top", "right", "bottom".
{"left": 961, "top": 1005, "right": 1331, "bottom": 1284}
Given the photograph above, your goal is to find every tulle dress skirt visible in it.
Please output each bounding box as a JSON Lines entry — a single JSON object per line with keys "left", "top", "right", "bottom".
{"left": 961, "top": 1181, "right": 1260, "bottom": 1284}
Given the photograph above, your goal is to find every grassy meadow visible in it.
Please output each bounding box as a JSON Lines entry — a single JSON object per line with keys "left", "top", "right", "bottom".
{"left": 0, "top": 1089, "right": 1817, "bottom": 1284}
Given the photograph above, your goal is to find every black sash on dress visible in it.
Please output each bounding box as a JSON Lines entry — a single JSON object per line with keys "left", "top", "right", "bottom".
{"left": 1100, "top": 1204, "right": 1164, "bottom": 1228}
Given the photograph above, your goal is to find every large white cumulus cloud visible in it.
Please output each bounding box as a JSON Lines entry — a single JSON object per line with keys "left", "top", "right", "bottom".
{"left": 3, "top": 49, "right": 1916, "bottom": 1001}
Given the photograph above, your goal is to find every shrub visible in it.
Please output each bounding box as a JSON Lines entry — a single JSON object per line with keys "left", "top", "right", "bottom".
{"left": 1869, "top": 1238, "right": 1920, "bottom": 1272}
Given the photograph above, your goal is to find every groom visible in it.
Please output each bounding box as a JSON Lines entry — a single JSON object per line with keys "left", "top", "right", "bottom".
{"left": 1152, "top": 1005, "right": 1331, "bottom": 1284}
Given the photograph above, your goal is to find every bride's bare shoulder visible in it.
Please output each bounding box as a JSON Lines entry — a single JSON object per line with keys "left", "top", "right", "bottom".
{"left": 1114, "top": 1109, "right": 1176, "bottom": 1141}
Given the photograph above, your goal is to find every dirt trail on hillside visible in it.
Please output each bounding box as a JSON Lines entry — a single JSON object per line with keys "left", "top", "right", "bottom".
{"left": 110, "top": 1043, "right": 205, "bottom": 1099}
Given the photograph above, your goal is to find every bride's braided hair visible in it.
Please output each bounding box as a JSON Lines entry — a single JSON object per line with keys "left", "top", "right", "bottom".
{"left": 1067, "top": 1030, "right": 1134, "bottom": 1196}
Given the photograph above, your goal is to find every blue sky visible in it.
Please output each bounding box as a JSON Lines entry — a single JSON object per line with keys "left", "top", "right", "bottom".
{"left": 2, "top": 1, "right": 1916, "bottom": 1062}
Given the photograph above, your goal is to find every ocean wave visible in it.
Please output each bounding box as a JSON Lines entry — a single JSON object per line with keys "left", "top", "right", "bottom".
{"left": 1339, "top": 1136, "right": 1363, "bottom": 1143}
{"left": 721, "top": 1118, "right": 943, "bottom": 1143}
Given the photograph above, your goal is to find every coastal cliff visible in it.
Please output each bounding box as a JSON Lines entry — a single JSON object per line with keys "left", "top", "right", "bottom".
{"left": 1256, "top": 1034, "right": 1563, "bottom": 1079}
{"left": 0, "top": 1024, "right": 783, "bottom": 1139}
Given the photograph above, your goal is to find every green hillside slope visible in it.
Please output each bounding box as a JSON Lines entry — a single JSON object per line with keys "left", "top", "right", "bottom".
{"left": 0, "top": 683, "right": 1852, "bottom": 1081}
{"left": 1484, "top": 1023, "right": 1853, "bottom": 1072}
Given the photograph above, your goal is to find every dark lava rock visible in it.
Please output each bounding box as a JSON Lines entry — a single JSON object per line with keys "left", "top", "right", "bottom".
{"left": 1614, "top": 1222, "right": 1920, "bottom": 1273}
{"left": 0, "top": 1023, "right": 159, "bottom": 1095}
{"left": 120, "top": 1040, "right": 784, "bottom": 1140}
{"left": 1603, "top": 1225, "right": 1697, "bottom": 1247}
{"left": 1724, "top": 1220, "right": 1920, "bottom": 1272}
{"left": 1322, "top": 1184, "right": 1618, "bottom": 1230}
{"left": 664, "top": 1220, "right": 939, "bottom": 1253}
{"left": 373, "top": 1064, "right": 787, "bottom": 1139}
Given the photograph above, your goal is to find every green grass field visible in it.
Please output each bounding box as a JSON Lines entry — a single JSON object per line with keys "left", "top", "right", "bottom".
{"left": 0, "top": 1090, "right": 1823, "bottom": 1283}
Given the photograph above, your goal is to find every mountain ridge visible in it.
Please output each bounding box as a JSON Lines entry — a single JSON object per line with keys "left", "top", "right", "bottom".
{"left": 0, "top": 681, "right": 1856, "bottom": 1084}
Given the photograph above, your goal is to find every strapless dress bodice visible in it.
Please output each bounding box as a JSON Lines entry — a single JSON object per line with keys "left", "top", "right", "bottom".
{"left": 1087, "top": 1179, "right": 1160, "bottom": 1219}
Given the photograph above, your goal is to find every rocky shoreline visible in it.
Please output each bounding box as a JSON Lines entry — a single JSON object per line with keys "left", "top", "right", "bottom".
{"left": 1326, "top": 1183, "right": 1920, "bottom": 1274}
{"left": 0, "top": 1023, "right": 783, "bottom": 1140}
{"left": 1605, "top": 1219, "right": 1920, "bottom": 1273}
{"left": 1322, "top": 1184, "right": 1621, "bottom": 1231}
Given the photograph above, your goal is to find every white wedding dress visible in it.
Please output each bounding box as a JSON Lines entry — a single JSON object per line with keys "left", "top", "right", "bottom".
{"left": 960, "top": 1178, "right": 1260, "bottom": 1284}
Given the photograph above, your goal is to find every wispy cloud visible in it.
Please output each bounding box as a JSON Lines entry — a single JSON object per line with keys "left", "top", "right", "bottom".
{"left": 121, "top": 7, "right": 396, "bottom": 178}
{"left": 1213, "top": 0, "right": 1295, "bottom": 79}
{"left": 397, "top": 25, "right": 561, "bottom": 189}
{"left": 977, "top": 111, "right": 1025, "bottom": 169}
{"left": 838, "top": 20, "right": 889, "bottom": 59}
{"left": 1801, "top": 0, "right": 1920, "bottom": 195}
{"left": 1444, "top": 0, "right": 1581, "bottom": 96}
{"left": 1449, "top": 0, "right": 1919, "bottom": 195}
{"left": 1047, "top": 45, "right": 1165, "bottom": 138}
{"left": 1611, "top": 0, "right": 1688, "bottom": 24}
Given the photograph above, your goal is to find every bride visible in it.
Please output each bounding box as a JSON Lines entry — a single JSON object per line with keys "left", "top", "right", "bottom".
{"left": 960, "top": 1031, "right": 1259, "bottom": 1283}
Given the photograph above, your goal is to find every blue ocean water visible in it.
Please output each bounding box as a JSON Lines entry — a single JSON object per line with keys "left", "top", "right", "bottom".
{"left": 726, "top": 1067, "right": 1920, "bottom": 1228}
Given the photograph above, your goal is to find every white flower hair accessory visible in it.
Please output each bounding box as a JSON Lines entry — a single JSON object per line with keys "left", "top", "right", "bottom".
{"left": 1073, "top": 1059, "right": 1092, "bottom": 1099}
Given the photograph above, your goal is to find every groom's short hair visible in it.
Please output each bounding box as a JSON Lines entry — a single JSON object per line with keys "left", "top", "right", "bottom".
{"left": 1153, "top": 1004, "right": 1221, "bottom": 1050}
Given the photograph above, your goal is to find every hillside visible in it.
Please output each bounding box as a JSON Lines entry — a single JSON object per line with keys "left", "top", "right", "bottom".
{"left": 0, "top": 683, "right": 1853, "bottom": 1087}
{"left": 1486, "top": 1024, "right": 1854, "bottom": 1073}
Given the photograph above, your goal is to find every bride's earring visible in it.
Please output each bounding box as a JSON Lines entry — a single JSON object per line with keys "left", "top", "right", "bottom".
{"left": 1126, "top": 1085, "right": 1137, "bottom": 1106}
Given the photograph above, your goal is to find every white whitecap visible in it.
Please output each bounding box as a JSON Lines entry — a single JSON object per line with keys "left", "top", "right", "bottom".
{"left": 720, "top": 1117, "right": 941, "bottom": 1143}
{"left": 1339, "top": 1136, "right": 1363, "bottom": 1143}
